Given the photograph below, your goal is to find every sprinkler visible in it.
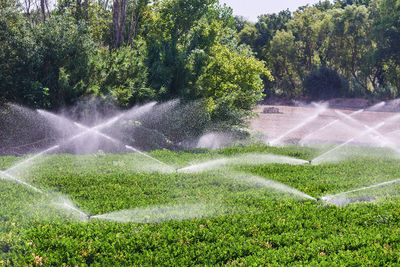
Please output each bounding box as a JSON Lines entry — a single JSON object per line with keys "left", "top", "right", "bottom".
{"left": 87, "top": 213, "right": 92, "bottom": 221}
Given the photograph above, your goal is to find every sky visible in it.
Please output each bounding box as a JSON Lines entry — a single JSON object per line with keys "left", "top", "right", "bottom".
{"left": 220, "top": 0, "right": 324, "bottom": 22}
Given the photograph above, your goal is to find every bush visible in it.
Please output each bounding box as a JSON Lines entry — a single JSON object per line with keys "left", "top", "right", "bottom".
{"left": 32, "top": 16, "right": 94, "bottom": 108}
{"left": 86, "top": 42, "right": 154, "bottom": 107}
{"left": 195, "top": 45, "right": 271, "bottom": 127}
{"left": 0, "top": 2, "right": 47, "bottom": 107}
{"left": 303, "top": 65, "right": 348, "bottom": 99}
{"left": 304, "top": 65, "right": 349, "bottom": 99}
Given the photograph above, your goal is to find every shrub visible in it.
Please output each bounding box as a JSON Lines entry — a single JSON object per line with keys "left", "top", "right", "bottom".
{"left": 195, "top": 45, "right": 271, "bottom": 127}
{"left": 86, "top": 41, "right": 154, "bottom": 107}
{"left": 303, "top": 65, "right": 348, "bottom": 99}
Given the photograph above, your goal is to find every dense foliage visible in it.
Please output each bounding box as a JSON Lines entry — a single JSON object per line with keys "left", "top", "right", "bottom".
{"left": 303, "top": 65, "right": 347, "bottom": 99}
{"left": 2, "top": 0, "right": 400, "bottom": 126}
{"left": 2, "top": 145, "right": 400, "bottom": 265}
{"left": 237, "top": 0, "right": 400, "bottom": 99}
{"left": 0, "top": 0, "right": 270, "bottom": 129}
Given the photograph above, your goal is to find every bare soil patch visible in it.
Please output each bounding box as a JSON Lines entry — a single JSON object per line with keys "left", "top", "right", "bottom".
{"left": 251, "top": 104, "right": 398, "bottom": 144}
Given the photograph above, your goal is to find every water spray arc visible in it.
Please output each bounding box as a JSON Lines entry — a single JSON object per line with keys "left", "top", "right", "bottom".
{"left": 311, "top": 121, "right": 386, "bottom": 165}
{"left": 225, "top": 172, "right": 316, "bottom": 201}
{"left": 5, "top": 99, "right": 400, "bottom": 226}
{"left": 5, "top": 145, "right": 60, "bottom": 175}
{"left": 335, "top": 110, "right": 400, "bottom": 153}
{"left": 0, "top": 112, "right": 129, "bottom": 192}
{"left": 299, "top": 109, "right": 364, "bottom": 146}
{"left": 268, "top": 105, "right": 327, "bottom": 146}
{"left": 90, "top": 203, "right": 221, "bottom": 223}
{"left": 124, "top": 145, "right": 174, "bottom": 171}
{"left": 320, "top": 177, "right": 400, "bottom": 206}
{"left": 365, "top": 101, "right": 386, "bottom": 111}
{"left": 0, "top": 103, "right": 161, "bottom": 194}
{"left": 309, "top": 105, "right": 400, "bottom": 164}
{"left": 39, "top": 107, "right": 175, "bottom": 172}
{"left": 0, "top": 170, "right": 42, "bottom": 193}
{"left": 175, "top": 154, "right": 309, "bottom": 173}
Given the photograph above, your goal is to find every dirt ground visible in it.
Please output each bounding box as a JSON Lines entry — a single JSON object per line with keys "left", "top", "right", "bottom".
{"left": 251, "top": 104, "right": 400, "bottom": 145}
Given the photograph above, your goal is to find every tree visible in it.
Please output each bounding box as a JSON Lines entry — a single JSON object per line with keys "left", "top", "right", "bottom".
{"left": 267, "top": 6, "right": 327, "bottom": 97}
{"left": 237, "top": 10, "right": 292, "bottom": 63}
{"left": 253, "top": 10, "right": 291, "bottom": 60}
{"left": 233, "top": 15, "right": 251, "bottom": 33}
{"left": 143, "top": 0, "right": 269, "bottom": 128}
{"left": 145, "top": 0, "right": 229, "bottom": 97}
{"left": 270, "top": 30, "right": 299, "bottom": 96}
{"left": 86, "top": 41, "right": 153, "bottom": 107}
{"left": 33, "top": 16, "right": 93, "bottom": 108}
{"left": 287, "top": 6, "right": 326, "bottom": 72}
{"left": 0, "top": 0, "right": 48, "bottom": 107}
{"left": 127, "top": 0, "right": 150, "bottom": 45}
{"left": 327, "top": 5, "right": 374, "bottom": 94}
{"left": 112, "top": 0, "right": 127, "bottom": 48}
{"left": 238, "top": 24, "right": 257, "bottom": 50}
{"left": 195, "top": 45, "right": 271, "bottom": 126}
{"left": 374, "top": 0, "right": 400, "bottom": 65}
{"left": 370, "top": 0, "right": 400, "bottom": 96}
{"left": 334, "top": 0, "right": 372, "bottom": 8}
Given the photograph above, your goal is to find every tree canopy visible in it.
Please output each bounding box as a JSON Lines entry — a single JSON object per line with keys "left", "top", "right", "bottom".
{"left": 236, "top": 0, "right": 400, "bottom": 99}
{"left": 0, "top": 0, "right": 270, "bottom": 131}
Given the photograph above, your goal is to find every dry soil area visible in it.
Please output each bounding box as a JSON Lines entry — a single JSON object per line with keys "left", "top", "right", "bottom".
{"left": 251, "top": 104, "right": 400, "bottom": 145}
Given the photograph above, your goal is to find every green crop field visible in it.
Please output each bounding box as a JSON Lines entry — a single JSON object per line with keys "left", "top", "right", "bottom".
{"left": 1, "top": 144, "right": 400, "bottom": 265}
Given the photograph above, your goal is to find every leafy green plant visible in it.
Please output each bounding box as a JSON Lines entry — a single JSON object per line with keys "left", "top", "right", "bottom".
{"left": 86, "top": 41, "right": 153, "bottom": 107}
{"left": 2, "top": 145, "right": 400, "bottom": 265}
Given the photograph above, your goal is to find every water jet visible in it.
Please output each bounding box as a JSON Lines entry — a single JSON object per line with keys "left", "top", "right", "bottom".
{"left": 299, "top": 109, "right": 364, "bottom": 146}
{"left": 268, "top": 103, "right": 328, "bottom": 146}
{"left": 311, "top": 121, "right": 386, "bottom": 165}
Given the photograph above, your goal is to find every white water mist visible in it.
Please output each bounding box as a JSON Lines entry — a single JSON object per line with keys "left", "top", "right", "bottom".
{"left": 177, "top": 153, "right": 309, "bottom": 173}
{"left": 92, "top": 203, "right": 223, "bottom": 223}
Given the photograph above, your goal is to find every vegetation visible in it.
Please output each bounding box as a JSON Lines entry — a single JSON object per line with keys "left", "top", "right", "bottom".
{"left": 0, "top": 0, "right": 269, "bottom": 130}
{"left": 3, "top": 1, "right": 400, "bottom": 264}
{"left": 2, "top": 145, "right": 400, "bottom": 265}
{"left": 2, "top": 0, "right": 400, "bottom": 129}
{"left": 237, "top": 0, "right": 400, "bottom": 99}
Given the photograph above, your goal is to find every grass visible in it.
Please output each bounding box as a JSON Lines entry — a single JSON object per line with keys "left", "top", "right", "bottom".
{"left": 1, "top": 144, "right": 400, "bottom": 265}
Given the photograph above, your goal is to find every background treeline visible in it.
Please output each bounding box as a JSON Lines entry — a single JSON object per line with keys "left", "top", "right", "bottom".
{"left": 0, "top": 0, "right": 270, "bottom": 129}
{"left": 1, "top": 0, "right": 400, "bottom": 127}
{"left": 236, "top": 0, "right": 400, "bottom": 100}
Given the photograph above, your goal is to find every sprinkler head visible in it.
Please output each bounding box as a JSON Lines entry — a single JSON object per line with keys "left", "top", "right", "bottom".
{"left": 316, "top": 197, "right": 331, "bottom": 203}
{"left": 87, "top": 213, "right": 92, "bottom": 220}
{"left": 308, "top": 160, "right": 312, "bottom": 165}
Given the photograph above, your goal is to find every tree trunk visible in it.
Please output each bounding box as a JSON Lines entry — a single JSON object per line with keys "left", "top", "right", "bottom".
{"left": 45, "top": 0, "right": 51, "bottom": 19}
{"left": 112, "top": 0, "right": 127, "bottom": 48}
{"left": 119, "top": 0, "right": 127, "bottom": 45}
{"left": 112, "top": 0, "right": 121, "bottom": 48}
{"left": 133, "top": 14, "right": 139, "bottom": 40}
{"left": 83, "top": 0, "right": 89, "bottom": 20}
{"left": 40, "top": 0, "right": 46, "bottom": 22}
{"left": 127, "top": 0, "right": 137, "bottom": 45}
{"left": 24, "top": 0, "right": 31, "bottom": 20}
